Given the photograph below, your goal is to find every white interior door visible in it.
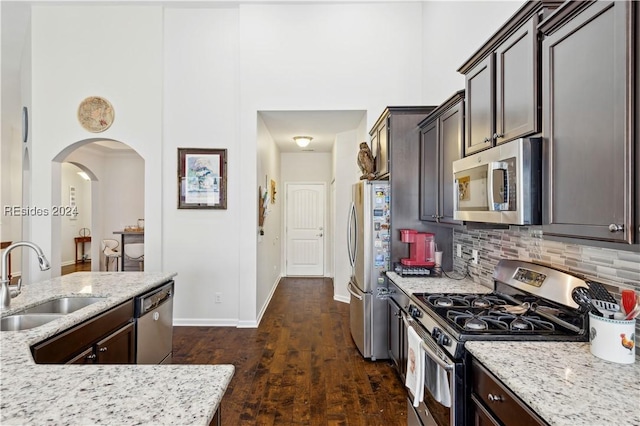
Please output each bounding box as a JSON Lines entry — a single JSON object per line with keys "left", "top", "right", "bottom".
{"left": 286, "top": 183, "right": 325, "bottom": 276}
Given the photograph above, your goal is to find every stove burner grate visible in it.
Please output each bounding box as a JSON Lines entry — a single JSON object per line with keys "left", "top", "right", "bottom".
{"left": 426, "top": 293, "right": 509, "bottom": 308}
{"left": 445, "top": 309, "right": 557, "bottom": 333}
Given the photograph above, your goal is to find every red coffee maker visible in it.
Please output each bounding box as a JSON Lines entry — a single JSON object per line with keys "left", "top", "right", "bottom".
{"left": 399, "top": 229, "right": 436, "bottom": 267}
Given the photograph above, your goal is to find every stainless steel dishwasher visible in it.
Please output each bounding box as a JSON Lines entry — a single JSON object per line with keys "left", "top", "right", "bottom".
{"left": 135, "top": 280, "right": 174, "bottom": 364}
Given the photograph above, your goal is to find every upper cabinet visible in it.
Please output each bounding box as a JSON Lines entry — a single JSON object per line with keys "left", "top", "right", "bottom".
{"left": 369, "top": 107, "right": 435, "bottom": 180}
{"left": 458, "top": 1, "right": 561, "bottom": 156}
{"left": 419, "top": 91, "right": 465, "bottom": 225}
{"left": 539, "top": 0, "right": 637, "bottom": 243}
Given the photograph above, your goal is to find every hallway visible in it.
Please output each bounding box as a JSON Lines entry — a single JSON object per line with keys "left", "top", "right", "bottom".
{"left": 172, "top": 277, "right": 407, "bottom": 425}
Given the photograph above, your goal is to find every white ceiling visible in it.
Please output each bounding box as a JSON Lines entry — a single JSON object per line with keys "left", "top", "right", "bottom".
{"left": 259, "top": 110, "right": 366, "bottom": 153}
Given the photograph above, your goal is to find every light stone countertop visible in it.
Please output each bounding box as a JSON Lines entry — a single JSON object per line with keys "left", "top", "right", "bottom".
{"left": 466, "top": 341, "right": 640, "bottom": 426}
{"left": 386, "top": 271, "right": 492, "bottom": 295}
{"left": 1, "top": 272, "right": 234, "bottom": 425}
{"left": 387, "top": 272, "right": 640, "bottom": 426}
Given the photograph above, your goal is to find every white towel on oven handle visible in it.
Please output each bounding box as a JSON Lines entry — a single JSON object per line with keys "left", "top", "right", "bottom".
{"left": 404, "top": 325, "right": 424, "bottom": 407}
{"left": 424, "top": 355, "right": 452, "bottom": 408}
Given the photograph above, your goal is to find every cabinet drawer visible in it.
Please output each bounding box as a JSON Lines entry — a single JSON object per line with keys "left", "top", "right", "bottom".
{"left": 471, "top": 359, "right": 546, "bottom": 426}
{"left": 32, "top": 300, "right": 134, "bottom": 364}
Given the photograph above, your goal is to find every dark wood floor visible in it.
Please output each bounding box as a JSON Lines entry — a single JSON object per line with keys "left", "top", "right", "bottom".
{"left": 173, "top": 277, "right": 408, "bottom": 426}
{"left": 61, "top": 261, "right": 92, "bottom": 275}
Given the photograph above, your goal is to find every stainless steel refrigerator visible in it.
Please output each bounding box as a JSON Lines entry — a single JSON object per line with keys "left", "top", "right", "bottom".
{"left": 347, "top": 180, "right": 390, "bottom": 360}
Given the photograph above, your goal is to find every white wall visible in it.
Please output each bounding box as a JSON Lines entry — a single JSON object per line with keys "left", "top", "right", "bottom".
{"left": 256, "top": 114, "right": 282, "bottom": 323}
{"left": 164, "top": 7, "right": 241, "bottom": 325}
{"left": 60, "top": 163, "right": 91, "bottom": 265}
{"left": 28, "top": 5, "right": 163, "bottom": 284}
{"left": 332, "top": 122, "right": 365, "bottom": 303}
{"left": 238, "top": 2, "right": 424, "bottom": 323}
{"left": 421, "top": 1, "right": 522, "bottom": 104}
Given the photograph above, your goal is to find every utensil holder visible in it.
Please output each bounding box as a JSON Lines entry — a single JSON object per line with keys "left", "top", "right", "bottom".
{"left": 589, "top": 313, "right": 636, "bottom": 364}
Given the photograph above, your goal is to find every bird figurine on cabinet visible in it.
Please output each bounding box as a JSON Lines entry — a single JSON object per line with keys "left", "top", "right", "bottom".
{"left": 357, "top": 142, "right": 376, "bottom": 180}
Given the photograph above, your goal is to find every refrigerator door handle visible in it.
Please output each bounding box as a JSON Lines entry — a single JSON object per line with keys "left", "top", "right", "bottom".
{"left": 347, "top": 202, "right": 357, "bottom": 267}
{"left": 347, "top": 281, "right": 363, "bottom": 301}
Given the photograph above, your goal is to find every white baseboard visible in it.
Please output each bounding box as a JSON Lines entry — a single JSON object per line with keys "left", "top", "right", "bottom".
{"left": 334, "top": 294, "right": 349, "bottom": 304}
{"left": 256, "top": 274, "right": 282, "bottom": 326}
{"left": 173, "top": 318, "right": 238, "bottom": 327}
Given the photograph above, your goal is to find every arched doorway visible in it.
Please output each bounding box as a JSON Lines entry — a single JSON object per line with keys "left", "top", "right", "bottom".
{"left": 51, "top": 139, "right": 144, "bottom": 274}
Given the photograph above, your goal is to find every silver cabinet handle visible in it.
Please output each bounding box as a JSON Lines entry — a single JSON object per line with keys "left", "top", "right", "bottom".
{"left": 493, "top": 133, "right": 504, "bottom": 139}
{"left": 608, "top": 224, "right": 624, "bottom": 232}
{"left": 488, "top": 393, "right": 503, "bottom": 402}
{"left": 99, "top": 347, "right": 108, "bottom": 352}
{"left": 316, "top": 233, "right": 323, "bottom": 237}
{"left": 86, "top": 353, "right": 97, "bottom": 360}
{"left": 483, "top": 137, "right": 491, "bottom": 143}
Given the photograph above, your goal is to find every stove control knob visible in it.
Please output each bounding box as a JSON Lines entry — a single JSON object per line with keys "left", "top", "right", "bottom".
{"left": 433, "top": 328, "right": 450, "bottom": 346}
{"left": 408, "top": 305, "right": 422, "bottom": 318}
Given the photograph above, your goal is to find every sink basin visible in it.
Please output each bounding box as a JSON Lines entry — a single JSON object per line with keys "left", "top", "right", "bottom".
{"left": 1, "top": 314, "right": 65, "bottom": 331}
{"left": 20, "top": 297, "right": 107, "bottom": 315}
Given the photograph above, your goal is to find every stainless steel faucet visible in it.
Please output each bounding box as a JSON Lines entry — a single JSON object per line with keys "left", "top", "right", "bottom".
{"left": 1, "top": 241, "right": 51, "bottom": 310}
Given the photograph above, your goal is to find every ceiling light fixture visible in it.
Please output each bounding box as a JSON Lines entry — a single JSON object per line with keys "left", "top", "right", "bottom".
{"left": 294, "top": 136, "right": 313, "bottom": 148}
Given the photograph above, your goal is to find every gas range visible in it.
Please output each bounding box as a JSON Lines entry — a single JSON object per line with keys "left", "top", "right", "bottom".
{"left": 406, "top": 260, "right": 591, "bottom": 359}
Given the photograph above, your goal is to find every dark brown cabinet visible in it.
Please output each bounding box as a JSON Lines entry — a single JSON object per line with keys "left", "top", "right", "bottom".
{"left": 459, "top": 1, "right": 560, "bottom": 156}
{"left": 32, "top": 300, "right": 135, "bottom": 364}
{"left": 471, "top": 357, "right": 547, "bottom": 426}
{"left": 540, "top": 0, "right": 637, "bottom": 243}
{"left": 370, "top": 107, "right": 437, "bottom": 266}
{"left": 370, "top": 118, "right": 388, "bottom": 178}
{"left": 419, "top": 91, "right": 464, "bottom": 224}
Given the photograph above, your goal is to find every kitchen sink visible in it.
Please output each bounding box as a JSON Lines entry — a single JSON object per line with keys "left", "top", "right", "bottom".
{"left": 19, "top": 297, "right": 107, "bottom": 315}
{"left": 1, "top": 314, "right": 65, "bottom": 331}
{"left": 0, "top": 297, "right": 107, "bottom": 331}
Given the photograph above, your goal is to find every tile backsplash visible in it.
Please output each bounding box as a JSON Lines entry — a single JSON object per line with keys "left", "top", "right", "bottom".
{"left": 452, "top": 226, "right": 640, "bottom": 357}
{"left": 453, "top": 226, "right": 640, "bottom": 291}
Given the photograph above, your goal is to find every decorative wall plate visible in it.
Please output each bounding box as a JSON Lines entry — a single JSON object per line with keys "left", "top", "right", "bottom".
{"left": 77, "top": 96, "right": 114, "bottom": 133}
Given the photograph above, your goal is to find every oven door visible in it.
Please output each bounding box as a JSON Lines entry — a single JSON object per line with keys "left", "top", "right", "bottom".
{"left": 402, "top": 312, "right": 466, "bottom": 426}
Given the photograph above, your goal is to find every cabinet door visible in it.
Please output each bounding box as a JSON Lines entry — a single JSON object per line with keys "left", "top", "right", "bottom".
{"left": 465, "top": 55, "right": 494, "bottom": 155}
{"left": 96, "top": 321, "right": 136, "bottom": 364}
{"left": 387, "top": 299, "right": 402, "bottom": 371}
{"left": 67, "top": 347, "right": 96, "bottom": 364}
{"left": 542, "top": 1, "right": 633, "bottom": 243}
{"left": 419, "top": 120, "right": 438, "bottom": 221}
{"left": 495, "top": 16, "right": 538, "bottom": 144}
{"left": 439, "top": 101, "right": 464, "bottom": 224}
{"left": 376, "top": 120, "right": 389, "bottom": 178}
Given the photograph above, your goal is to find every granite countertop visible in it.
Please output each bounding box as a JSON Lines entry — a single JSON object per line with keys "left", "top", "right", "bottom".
{"left": 387, "top": 272, "right": 640, "bottom": 426}
{"left": 467, "top": 341, "right": 640, "bottom": 426}
{"left": 386, "top": 271, "right": 492, "bottom": 295}
{"left": 0, "top": 272, "right": 234, "bottom": 425}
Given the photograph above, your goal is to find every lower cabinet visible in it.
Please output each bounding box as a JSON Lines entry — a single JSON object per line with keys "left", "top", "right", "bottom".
{"left": 32, "top": 300, "right": 135, "bottom": 364}
{"left": 470, "top": 357, "right": 547, "bottom": 426}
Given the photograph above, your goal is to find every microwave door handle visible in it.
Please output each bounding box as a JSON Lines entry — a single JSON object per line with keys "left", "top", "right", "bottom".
{"left": 487, "top": 161, "right": 508, "bottom": 211}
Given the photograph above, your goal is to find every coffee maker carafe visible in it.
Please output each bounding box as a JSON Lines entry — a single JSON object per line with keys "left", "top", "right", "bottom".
{"left": 399, "top": 229, "right": 436, "bottom": 267}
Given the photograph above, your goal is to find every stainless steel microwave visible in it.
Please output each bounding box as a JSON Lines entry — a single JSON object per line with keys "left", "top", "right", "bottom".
{"left": 452, "top": 137, "right": 542, "bottom": 225}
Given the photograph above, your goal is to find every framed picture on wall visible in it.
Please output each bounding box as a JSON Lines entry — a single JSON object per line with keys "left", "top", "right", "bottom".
{"left": 178, "top": 148, "right": 227, "bottom": 209}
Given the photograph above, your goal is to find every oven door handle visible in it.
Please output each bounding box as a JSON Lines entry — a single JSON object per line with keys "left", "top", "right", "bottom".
{"left": 401, "top": 312, "right": 454, "bottom": 371}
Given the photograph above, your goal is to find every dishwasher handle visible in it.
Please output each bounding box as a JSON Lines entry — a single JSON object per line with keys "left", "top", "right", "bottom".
{"left": 136, "top": 281, "right": 174, "bottom": 316}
